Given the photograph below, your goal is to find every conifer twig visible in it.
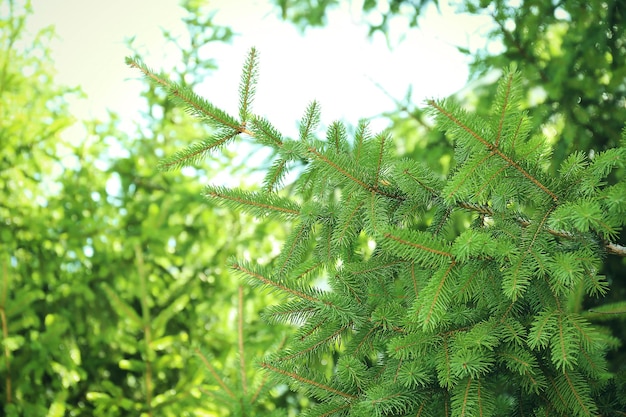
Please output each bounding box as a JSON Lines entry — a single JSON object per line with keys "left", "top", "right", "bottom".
{"left": 428, "top": 99, "right": 559, "bottom": 202}
{"left": 126, "top": 57, "right": 253, "bottom": 136}
{"left": 277, "top": 323, "right": 351, "bottom": 361}
{"left": 232, "top": 263, "right": 319, "bottom": 302}
{"left": 194, "top": 348, "right": 236, "bottom": 399}
{"left": 260, "top": 362, "right": 357, "bottom": 400}
{"left": 307, "top": 147, "right": 403, "bottom": 200}
{"left": 238, "top": 47, "right": 258, "bottom": 123}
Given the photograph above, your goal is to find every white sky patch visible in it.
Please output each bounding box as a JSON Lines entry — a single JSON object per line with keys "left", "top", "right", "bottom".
{"left": 27, "top": 0, "right": 494, "bottom": 142}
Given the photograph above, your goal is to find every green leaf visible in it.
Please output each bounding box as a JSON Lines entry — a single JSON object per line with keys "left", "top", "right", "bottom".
{"left": 119, "top": 358, "right": 146, "bottom": 372}
{"left": 102, "top": 284, "right": 143, "bottom": 327}
{"left": 151, "top": 294, "right": 190, "bottom": 338}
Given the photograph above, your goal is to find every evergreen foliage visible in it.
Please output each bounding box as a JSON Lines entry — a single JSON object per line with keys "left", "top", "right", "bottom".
{"left": 129, "top": 48, "right": 626, "bottom": 416}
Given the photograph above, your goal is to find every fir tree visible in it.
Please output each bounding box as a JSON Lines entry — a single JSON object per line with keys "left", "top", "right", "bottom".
{"left": 127, "top": 48, "right": 626, "bottom": 416}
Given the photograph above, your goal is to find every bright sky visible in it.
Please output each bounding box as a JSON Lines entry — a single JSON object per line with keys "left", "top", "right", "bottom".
{"left": 28, "top": 0, "right": 493, "bottom": 140}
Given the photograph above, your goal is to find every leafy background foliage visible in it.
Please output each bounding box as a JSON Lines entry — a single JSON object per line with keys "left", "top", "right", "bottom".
{"left": 2, "top": 0, "right": 626, "bottom": 416}
{"left": 1, "top": 1, "right": 294, "bottom": 416}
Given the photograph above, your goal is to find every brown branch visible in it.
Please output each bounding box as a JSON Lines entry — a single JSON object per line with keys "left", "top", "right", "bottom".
{"left": 1, "top": 258, "right": 10, "bottom": 405}
{"left": 606, "top": 242, "right": 626, "bottom": 257}
{"left": 456, "top": 202, "right": 626, "bottom": 257}
{"left": 135, "top": 245, "right": 153, "bottom": 417}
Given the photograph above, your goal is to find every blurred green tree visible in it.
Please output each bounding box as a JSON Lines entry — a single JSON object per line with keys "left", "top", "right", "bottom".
{"left": 1, "top": 1, "right": 81, "bottom": 414}
{"left": 1, "top": 1, "right": 296, "bottom": 416}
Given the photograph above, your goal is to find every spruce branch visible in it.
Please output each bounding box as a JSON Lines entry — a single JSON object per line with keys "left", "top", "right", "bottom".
{"left": 157, "top": 129, "right": 240, "bottom": 171}
{"left": 205, "top": 186, "right": 300, "bottom": 219}
{"left": 299, "top": 101, "right": 321, "bottom": 142}
{"left": 494, "top": 79, "right": 512, "bottom": 148}
{"left": 587, "top": 300, "right": 626, "bottom": 316}
{"left": 357, "top": 385, "right": 423, "bottom": 415}
{"left": 263, "top": 302, "right": 318, "bottom": 325}
{"left": 396, "top": 160, "right": 441, "bottom": 199}
{"left": 436, "top": 337, "right": 455, "bottom": 389}
{"left": 302, "top": 401, "right": 353, "bottom": 416}
{"left": 456, "top": 201, "right": 626, "bottom": 257}
{"left": 137, "top": 49, "right": 625, "bottom": 415}
{"left": 231, "top": 262, "right": 319, "bottom": 303}
{"left": 263, "top": 158, "right": 289, "bottom": 192}
{"left": 238, "top": 47, "right": 259, "bottom": 123}
{"left": 276, "top": 323, "right": 352, "bottom": 361}
{"left": 250, "top": 115, "right": 284, "bottom": 148}
{"left": 418, "top": 261, "right": 457, "bottom": 330}
{"left": 306, "top": 146, "right": 403, "bottom": 200}
{"left": 306, "top": 147, "right": 369, "bottom": 190}
{"left": 427, "top": 99, "right": 559, "bottom": 202}
{"left": 491, "top": 67, "right": 523, "bottom": 147}
{"left": 546, "top": 370, "right": 597, "bottom": 417}
{"left": 194, "top": 348, "right": 236, "bottom": 399}
{"left": 354, "top": 119, "right": 372, "bottom": 162}
{"left": 327, "top": 120, "right": 348, "bottom": 154}
{"left": 126, "top": 56, "right": 248, "bottom": 133}
{"left": 332, "top": 200, "right": 365, "bottom": 251}
{"left": 275, "top": 220, "right": 315, "bottom": 277}
{"left": 380, "top": 227, "right": 453, "bottom": 265}
{"left": 373, "top": 130, "right": 392, "bottom": 187}
{"left": 260, "top": 362, "right": 358, "bottom": 400}
{"left": 452, "top": 377, "right": 494, "bottom": 417}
